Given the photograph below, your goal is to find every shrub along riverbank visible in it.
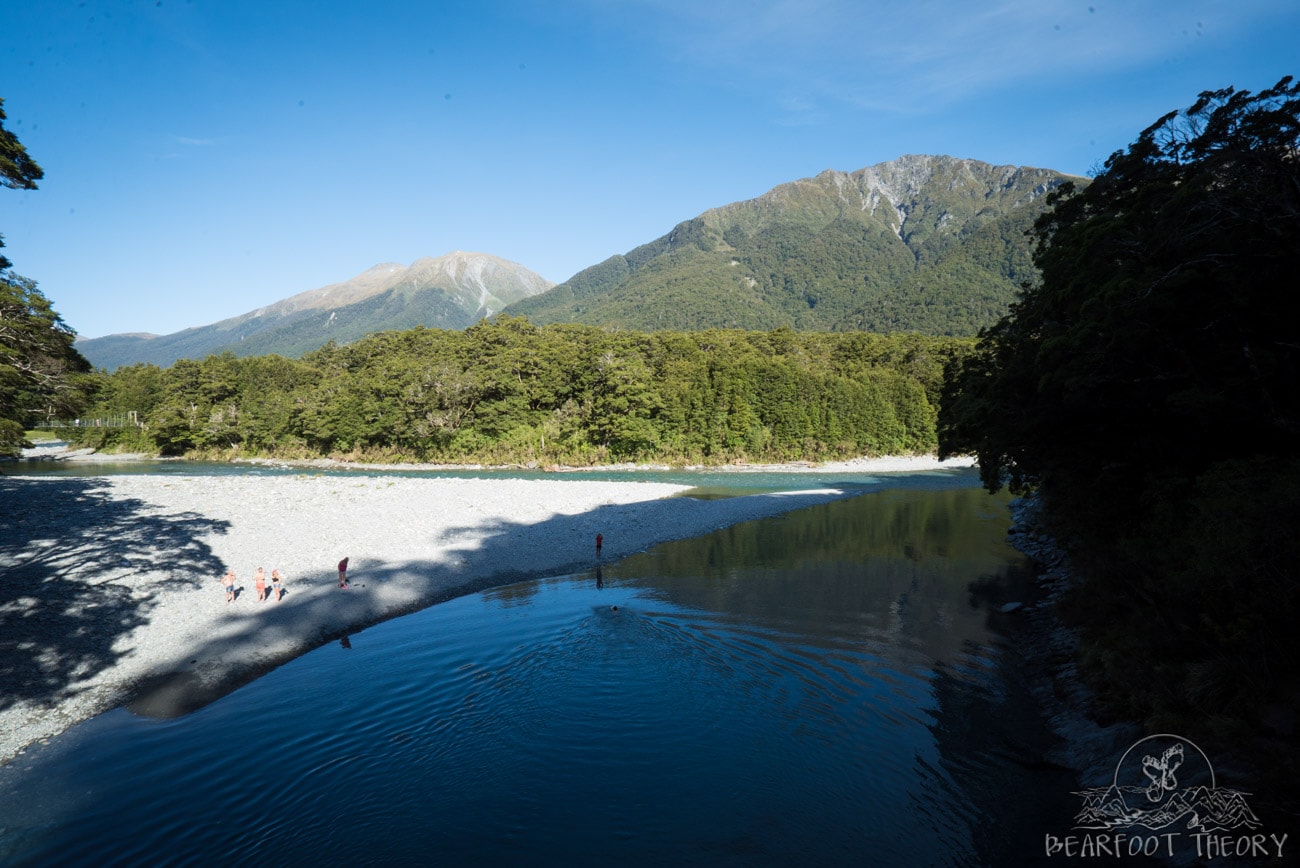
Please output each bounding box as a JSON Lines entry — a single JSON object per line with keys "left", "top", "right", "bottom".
{"left": 71, "top": 318, "right": 974, "bottom": 467}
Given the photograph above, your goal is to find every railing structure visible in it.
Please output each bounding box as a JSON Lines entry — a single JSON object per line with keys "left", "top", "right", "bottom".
{"left": 35, "top": 411, "right": 142, "bottom": 430}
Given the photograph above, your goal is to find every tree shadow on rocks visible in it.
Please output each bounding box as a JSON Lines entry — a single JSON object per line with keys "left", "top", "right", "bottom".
{"left": 0, "top": 476, "right": 229, "bottom": 711}
{"left": 124, "top": 488, "right": 856, "bottom": 718}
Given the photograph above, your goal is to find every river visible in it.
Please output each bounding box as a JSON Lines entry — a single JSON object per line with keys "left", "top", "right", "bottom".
{"left": 0, "top": 463, "right": 1079, "bottom": 865}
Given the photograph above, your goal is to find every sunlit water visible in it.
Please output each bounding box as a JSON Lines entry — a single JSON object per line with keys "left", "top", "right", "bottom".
{"left": 0, "top": 475, "right": 1078, "bottom": 866}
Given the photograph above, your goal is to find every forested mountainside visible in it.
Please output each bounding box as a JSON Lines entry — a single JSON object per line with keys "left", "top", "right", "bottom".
{"left": 505, "top": 155, "right": 1080, "bottom": 334}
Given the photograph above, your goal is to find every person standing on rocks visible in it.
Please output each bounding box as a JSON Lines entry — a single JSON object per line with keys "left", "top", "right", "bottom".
{"left": 254, "top": 567, "right": 267, "bottom": 602}
{"left": 271, "top": 569, "right": 284, "bottom": 601}
{"left": 338, "top": 557, "right": 349, "bottom": 589}
{"left": 222, "top": 569, "right": 236, "bottom": 604}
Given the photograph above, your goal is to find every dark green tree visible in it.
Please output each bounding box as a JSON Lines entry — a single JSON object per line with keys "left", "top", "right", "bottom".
{"left": 0, "top": 98, "right": 92, "bottom": 455}
{"left": 0, "top": 98, "right": 42, "bottom": 189}
{"left": 1, "top": 273, "right": 94, "bottom": 453}
{"left": 939, "top": 77, "right": 1300, "bottom": 748}
{"left": 942, "top": 76, "right": 1300, "bottom": 523}
{"left": 1, "top": 96, "right": 45, "bottom": 271}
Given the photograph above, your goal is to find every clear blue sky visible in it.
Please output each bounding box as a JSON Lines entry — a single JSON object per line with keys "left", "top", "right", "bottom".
{"left": 2, "top": 0, "right": 1297, "bottom": 339}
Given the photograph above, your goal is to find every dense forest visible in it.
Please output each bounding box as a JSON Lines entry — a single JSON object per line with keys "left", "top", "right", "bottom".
{"left": 71, "top": 318, "right": 973, "bottom": 466}
{"left": 940, "top": 78, "right": 1300, "bottom": 783}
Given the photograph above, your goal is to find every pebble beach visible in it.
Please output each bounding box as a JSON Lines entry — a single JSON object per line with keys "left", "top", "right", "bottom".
{"left": 0, "top": 452, "right": 972, "bottom": 765}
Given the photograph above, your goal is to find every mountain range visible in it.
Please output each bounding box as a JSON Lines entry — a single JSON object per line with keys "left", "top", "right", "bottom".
{"left": 506, "top": 155, "right": 1078, "bottom": 334}
{"left": 77, "top": 251, "right": 553, "bottom": 370}
{"left": 77, "top": 155, "right": 1082, "bottom": 370}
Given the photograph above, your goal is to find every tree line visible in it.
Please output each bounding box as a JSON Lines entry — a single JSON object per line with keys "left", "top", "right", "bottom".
{"left": 71, "top": 319, "right": 973, "bottom": 465}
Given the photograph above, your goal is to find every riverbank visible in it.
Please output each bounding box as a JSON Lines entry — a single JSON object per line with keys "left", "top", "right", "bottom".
{"left": 14, "top": 440, "right": 977, "bottom": 475}
{"left": 233, "top": 454, "right": 978, "bottom": 474}
{"left": 1003, "top": 499, "right": 1294, "bottom": 832}
{"left": 1001, "top": 498, "right": 1143, "bottom": 786}
{"left": 0, "top": 467, "right": 887, "bottom": 766}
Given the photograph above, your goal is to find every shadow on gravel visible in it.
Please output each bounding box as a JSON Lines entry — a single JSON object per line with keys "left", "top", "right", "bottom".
{"left": 122, "top": 488, "right": 856, "bottom": 717}
{"left": 0, "top": 477, "right": 230, "bottom": 711}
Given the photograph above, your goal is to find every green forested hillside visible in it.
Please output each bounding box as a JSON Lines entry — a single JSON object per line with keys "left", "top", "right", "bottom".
{"left": 73, "top": 317, "right": 974, "bottom": 465}
{"left": 506, "top": 155, "right": 1077, "bottom": 335}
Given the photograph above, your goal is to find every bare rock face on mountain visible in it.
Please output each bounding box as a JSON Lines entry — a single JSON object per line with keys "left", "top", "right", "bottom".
{"left": 506, "top": 155, "right": 1082, "bottom": 335}
{"left": 77, "top": 252, "right": 554, "bottom": 370}
{"left": 281, "top": 252, "right": 554, "bottom": 318}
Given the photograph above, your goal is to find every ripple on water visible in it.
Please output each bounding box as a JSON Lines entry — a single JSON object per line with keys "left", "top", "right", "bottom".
{"left": 0, "top": 483, "right": 1071, "bottom": 867}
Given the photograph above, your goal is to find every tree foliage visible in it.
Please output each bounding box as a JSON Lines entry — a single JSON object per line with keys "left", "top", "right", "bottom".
{"left": 939, "top": 77, "right": 1300, "bottom": 751}
{"left": 0, "top": 101, "right": 92, "bottom": 454}
{"left": 0, "top": 97, "right": 43, "bottom": 192}
{"left": 2, "top": 97, "right": 45, "bottom": 274}
{"left": 74, "top": 317, "right": 973, "bottom": 465}
{"left": 1, "top": 273, "right": 94, "bottom": 453}
{"left": 1, "top": 96, "right": 44, "bottom": 272}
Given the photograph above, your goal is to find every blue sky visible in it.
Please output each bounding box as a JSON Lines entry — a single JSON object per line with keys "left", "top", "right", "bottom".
{"left": 2, "top": 0, "right": 1297, "bottom": 339}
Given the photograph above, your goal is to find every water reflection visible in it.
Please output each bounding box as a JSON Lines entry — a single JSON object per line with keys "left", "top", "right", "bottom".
{"left": 591, "top": 486, "right": 1024, "bottom": 666}
{"left": 0, "top": 482, "right": 1072, "bottom": 866}
{"left": 923, "top": 646, "right": 1080, "bottom": 864}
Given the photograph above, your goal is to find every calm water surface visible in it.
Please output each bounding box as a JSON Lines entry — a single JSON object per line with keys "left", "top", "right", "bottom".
{"left": 1, "top": 452, "right": 977, "bottom": 497}
{"left": 0, "top": 475, "right": 1076, "bottom": 866}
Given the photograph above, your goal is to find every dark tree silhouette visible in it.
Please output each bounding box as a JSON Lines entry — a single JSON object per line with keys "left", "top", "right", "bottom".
{"left": 939, "top": 77, "right": 1300, "bottom": 763}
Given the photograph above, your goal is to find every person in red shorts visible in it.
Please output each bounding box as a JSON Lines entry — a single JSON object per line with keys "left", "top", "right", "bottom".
{"left": 338, "top": 556, "right": 349, "bottom": 589}
{"left": 254, "top": 567, "right": 267, "bottom": 602}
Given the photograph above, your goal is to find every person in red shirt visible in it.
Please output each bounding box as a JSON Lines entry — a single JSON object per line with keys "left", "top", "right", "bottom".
{"left": 338, "top": 557, "right": 349, "bottom": 589}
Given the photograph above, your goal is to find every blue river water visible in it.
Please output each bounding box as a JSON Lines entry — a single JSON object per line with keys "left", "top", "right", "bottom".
{"left": 0, "top": 463, "right": 1079, "bottom": 866}
{"left": 1, "top": 454, "right": 974, "bottom": 498}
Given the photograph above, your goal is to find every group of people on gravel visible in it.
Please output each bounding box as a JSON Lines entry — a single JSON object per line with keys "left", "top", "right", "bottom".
{"left": 219, "top": 556, "right": 350, "bottom": 603}
{"left": 220, "top": 565, "right": 286, "bottom": 603}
